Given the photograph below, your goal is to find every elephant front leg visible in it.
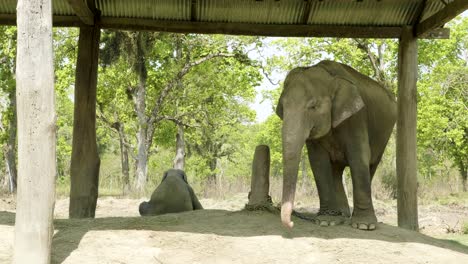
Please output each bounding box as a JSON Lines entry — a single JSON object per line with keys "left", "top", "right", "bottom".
{"left": 347, "top": 151, "right": 377, "bottom": 230}
{"left": 306, "top": 141, "right": 347, "bottom": 226}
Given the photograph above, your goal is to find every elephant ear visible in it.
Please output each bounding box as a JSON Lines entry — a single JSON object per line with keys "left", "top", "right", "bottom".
{"left": 275, "top": 98, "right": 283, "bottom": 120}
{"left": 161, "top": 170, "right": 169, "bottom": 182}
{"left": 180, "top": 170, "right": 188, "bottom": 184}
{"left": 332, "top": 77, "right": 365, "bottom": 128}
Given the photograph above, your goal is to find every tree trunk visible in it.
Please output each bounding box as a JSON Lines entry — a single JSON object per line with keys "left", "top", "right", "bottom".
{"left": 458, "top": 162, "right": 467, "bottom": 192}
{"left": 208, "top": 158, "right": 217, "bottom": 184}
{"left": 113, "top": 122, "right": 131, "bottom": 194}
{"left": 172, "top": 39, "right": 185, "bottom": 171}
{"left": 134, "top": 86, "right": 148, "bottom": 194}
{"left": 4, "top": 90, "right": 17, "bottom": 193}
{"left": 134, "top": 34, "right": 149, "bottom": 194}
{"left": 70, "top": 25, "right": 101, "bottom": 218}
{"left": 173, "top": 123, "right": 186, "bottom": 170}
{"left": 396, "top": 26, "right": 419, "bottom": 231}
{"left": 14, "top": 0, "right": 56, "bottom": 262}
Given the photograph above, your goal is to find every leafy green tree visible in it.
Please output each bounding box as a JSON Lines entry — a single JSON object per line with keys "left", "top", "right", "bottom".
{"left": 98, "top": 32, "right": 262, "bottom": 193}
{"left": 53, "top": 28, "right": 79, "bottom": 180}
{"left": 167, "top": 37, "right": 261, "bottom": 183}
{"left": 418, "top": 17, "right": 468, "bottom": 191}
{"left": 97, "top": 56, "right": 137, "bottom": 193}
{"left": 0, "top": 26, "right": 17, "bottom": 192}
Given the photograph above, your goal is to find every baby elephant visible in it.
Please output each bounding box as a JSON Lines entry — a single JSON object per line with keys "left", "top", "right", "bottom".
{"left": 139, "top": 169, "right": 203, "bottom": 216}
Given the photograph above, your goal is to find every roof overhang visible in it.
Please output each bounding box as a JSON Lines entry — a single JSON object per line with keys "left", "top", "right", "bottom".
{"left": 1, "top": 0, "right": 467, "bottom": 39}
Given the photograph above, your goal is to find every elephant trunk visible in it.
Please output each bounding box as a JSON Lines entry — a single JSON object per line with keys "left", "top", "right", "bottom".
{"left": 281, "top": 122, "right": 306, "bottom": 228}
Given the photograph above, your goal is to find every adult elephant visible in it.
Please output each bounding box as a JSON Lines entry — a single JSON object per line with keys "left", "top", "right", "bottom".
{"left": 139, "top": 169, "right": 203, "bottom": 216}
{"left": 277, "top": 60, "right": 396, "bottom": 230}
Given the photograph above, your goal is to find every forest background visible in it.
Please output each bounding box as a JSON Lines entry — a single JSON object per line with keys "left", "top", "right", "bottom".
{"left": 0, "top": 16, "right": 466, "bottom": 208}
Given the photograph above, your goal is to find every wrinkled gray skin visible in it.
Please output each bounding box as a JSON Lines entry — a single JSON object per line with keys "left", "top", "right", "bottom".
{"left": 139, "top": 169, "right": 203, "bottom": 216}
{"left": 277, "top": 60, "right": 396, "bottom": 230}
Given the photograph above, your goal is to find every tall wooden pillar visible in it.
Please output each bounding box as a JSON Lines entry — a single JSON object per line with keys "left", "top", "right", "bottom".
{"left": 69, "top": 25, "right": 101, "bottom": 218}
{"left": 396, "top": 26, "right": 419, "bottom": 231}
{"left": 14, "top": 0, "right": 56, "bottom": 263}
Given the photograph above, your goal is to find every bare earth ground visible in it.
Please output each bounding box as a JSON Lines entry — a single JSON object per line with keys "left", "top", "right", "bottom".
{"left": 1, "top": 194, "right": 467, "bottom": 264}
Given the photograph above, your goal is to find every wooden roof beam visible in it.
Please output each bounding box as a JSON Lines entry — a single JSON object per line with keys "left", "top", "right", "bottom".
{"left": 66, "top": 0, "right": 96, "bottom": 25}
{"left": 0, "top": 14, "right": 85, "bottom": 26}
{"left": 191, "top": 0, "right": 197, "bottom": 21}
{"left": 302, "top": 0, "right": 313, "bottom": 24}
{"left": 411, "top": 0, "right": 427, "bottom": 25}
{"left": 98, "top": 17, "right": 403, "bottom": 38}
{"left": 0, "top": 14, "right": 451, "bottom": 39}
{"left": 415, "top": 0, "right": 468, "bottom": 37}
{"left": 0, "top": 14, "right": 16, "bottom": 26}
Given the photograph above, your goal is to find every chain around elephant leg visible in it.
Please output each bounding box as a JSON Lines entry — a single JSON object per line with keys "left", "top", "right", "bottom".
{"left": 313, "top": 209, "right": 348, "bottom": 226}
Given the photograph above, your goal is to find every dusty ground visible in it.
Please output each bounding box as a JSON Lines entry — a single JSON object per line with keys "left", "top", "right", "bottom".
{"left": 1, "top": 194, "right": 467, "bottom": 263}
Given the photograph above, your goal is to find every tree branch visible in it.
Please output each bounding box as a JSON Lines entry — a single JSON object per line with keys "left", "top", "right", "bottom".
{"left": 145, "top": 52, "right": 238, "bottom": 146}
{"left": 148, "top": 52, "right": 236, "bottom": 125}
{"left": 97, "top": 106, "right": 138, "bottom": 160}
{"left": 354, "top": 39, "right": 382, "bottom": 80}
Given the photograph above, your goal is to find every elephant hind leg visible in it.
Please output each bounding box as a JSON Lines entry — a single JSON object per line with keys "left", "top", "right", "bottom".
{"left": 332, "top": 163, "right": 350, "bottom": 217}
{"left": 188, "top": 185, "right": 203, "bottom": 210}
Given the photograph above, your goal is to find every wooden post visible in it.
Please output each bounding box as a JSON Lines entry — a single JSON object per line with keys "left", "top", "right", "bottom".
{"left": 396, "top": 26, "right": 419, "bottom": 231}
{"left": 248, "top": 145, "right": 271, "bottom": 206}
{"left": 14, "top": 0, "right": 56, "bottom": 263}
{"left": 69, "top": 25, "right": 101, "bottom": 218}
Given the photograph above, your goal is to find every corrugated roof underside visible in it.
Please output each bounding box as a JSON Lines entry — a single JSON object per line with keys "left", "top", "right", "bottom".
{"left": 0, "top": 0, "right": 16, "bottom": 14}
{"left": 93, "top": 0, "right": 449, "bottom": 27}
{"left": 54, "top": 0, "right": 76, "bottom": 15}
{"left": 0, "top": 0, "right": 75, "bottom": 15}
{"left": 96, "top": 0, "right": 191, "bottom": 20}
{"left": 1, "top": 0, "right": 453, "bottom": 28}
{"left": 306, "top": 0, "right": 421, "bottom": 26}
{"left": 197, "top": 0, "right": 305, "bottom": 24}
{"left": 420, "top": 0, "right": 453, "bottom": 22}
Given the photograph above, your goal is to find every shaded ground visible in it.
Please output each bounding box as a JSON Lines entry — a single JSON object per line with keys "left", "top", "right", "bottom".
{"left": 1, "top": 194, "right": 467, "bottom": 263}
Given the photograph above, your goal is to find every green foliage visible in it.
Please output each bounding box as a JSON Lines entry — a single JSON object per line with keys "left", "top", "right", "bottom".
{"left": 53, "top": 28, "right": 79, "bottom": 178}
{"left": 418, "top": 17, "right": 468, "bottom": 184}
{"left": 0, "top": 26, "right": 17, "bottom": 183}
{"left": 256, "top": 114, "right": 282, "bottom": 177}
{"left": 0, "top": 26, "right": 16, "bottom": 142}
{"left": 96, "top": 31, "right": 263, "bottom": 186}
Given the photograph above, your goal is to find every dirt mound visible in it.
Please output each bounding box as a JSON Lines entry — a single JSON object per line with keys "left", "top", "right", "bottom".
{"left": 0, "top": 195, "right": 467, "bottom": 263}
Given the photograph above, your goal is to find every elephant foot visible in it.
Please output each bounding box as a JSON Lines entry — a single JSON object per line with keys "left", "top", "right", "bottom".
{"left": 350, "top": 209, "right": 377, "bottom": 231}
{"left": 314, "top": 209, "right": 346, "bottom": 227}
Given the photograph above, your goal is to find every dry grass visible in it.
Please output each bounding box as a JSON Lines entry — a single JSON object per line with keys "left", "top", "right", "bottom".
{"left": 3, "top": 161, "right": 467, "bottom": 207}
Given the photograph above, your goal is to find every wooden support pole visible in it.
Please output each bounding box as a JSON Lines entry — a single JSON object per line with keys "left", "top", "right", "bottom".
{"left": 396, "top": 26, "right": 419, "bottom": 231}
{"left": 14, "top": 0, "right": 56, "bottom": 263}
{"left": 248, "top": 145, "right": 271, "bottom": 206}
{"left": 69, "top": 25, "right": 101, "bottom": 218}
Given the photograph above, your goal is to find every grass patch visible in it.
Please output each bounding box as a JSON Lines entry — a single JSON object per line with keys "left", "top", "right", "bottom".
{"left": 434, "top": 192, "right": 468, "bottom": 206}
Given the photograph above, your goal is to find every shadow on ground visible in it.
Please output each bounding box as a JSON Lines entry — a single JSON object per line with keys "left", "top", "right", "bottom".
{"left": 1, "top": 209, "right": 467, "bottom": 263}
